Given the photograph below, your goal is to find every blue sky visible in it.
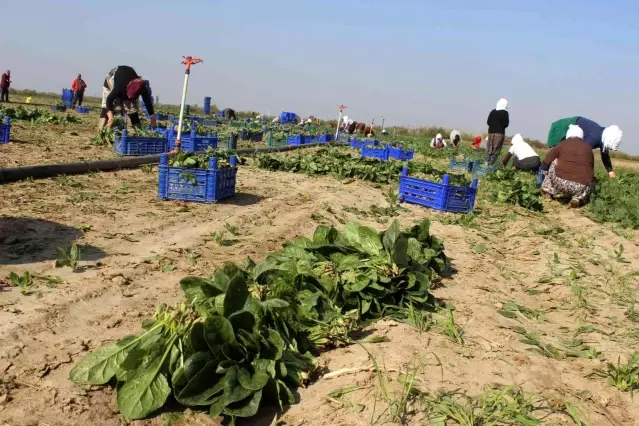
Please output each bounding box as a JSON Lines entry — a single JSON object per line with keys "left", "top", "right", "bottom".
{"left": 1, "top": 0, "right": 638, "bottom": 153}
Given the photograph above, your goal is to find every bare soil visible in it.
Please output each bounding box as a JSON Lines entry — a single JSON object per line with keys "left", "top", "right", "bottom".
{"left": 1, "top": 114, "right": 638, "bottom": 426}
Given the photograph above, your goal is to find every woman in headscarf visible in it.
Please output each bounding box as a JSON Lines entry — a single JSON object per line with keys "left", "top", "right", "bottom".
{"left": 99, "top": 65, "right": 155, "bottom": 130}
{"left": 502, "top": 133, "right": 541, "bottom": 172}
{"left": 541, "top": 125, "right": 594, "bottom": 208}
{"left": 430, "top": 133, "right": 447, "bottom": 149}
{"left": 546, "top": 116, "right": 622, "bottom": 178}
{"left": 342, "top": 116, "right": 357, "bottom": 134}
{"left": 472, "top": 135, "right": 483, "bottom": 151}
{"left": 485, "top": 98, "right": 510, "bottom": 164}
{"left": 450, "top": 130, "right": 462, "bottom": 148}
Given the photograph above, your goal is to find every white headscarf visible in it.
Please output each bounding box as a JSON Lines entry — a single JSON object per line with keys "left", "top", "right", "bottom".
{"left": 602, "top": 125, "right": 623, "bottom": 151}
{"left": 566, "top": 124, "right": 584, "bottom": 140}
{"left": 511, "top": 133, "right": 524, "bottom": 145}
{"left": 436, "top": 133, "right": 443, "bottom": 141}
{"left": 496, "top": 98, "right": 509, "bottom": 111}
{"left": 342, "top": 115, "right": 349, "bottom": 124}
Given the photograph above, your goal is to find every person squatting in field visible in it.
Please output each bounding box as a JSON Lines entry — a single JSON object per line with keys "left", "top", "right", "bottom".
{"left": 342, "top": 116, "right": 357, "bottom": 134}
{"left": 450, "top": 130, "right": 462, "bottom": 148}
{"left": 430, "top": 133, "right": 446, "bottom": 149}
{"left": 485, "top": 98, "right": 510, "bottom": 165}
{"left": 71, "top": 74, "right": 87, "bottom": 108}
{"left": 1, "top": 70, "right": 11, "bottom": 102}
{"left": 99, "top": 65, "right": 155, "bottom": 130}
{"left": 541, "top": 124, "right": 594, "bottom": 208}
{"left": 223, "top": 108, "right": 237, "bottom": 120}
{"left": 502, "top": 133, "right": 541, "bottom": 172}
{"left": 546, "top": 116, "right": 622, "bottom": 179}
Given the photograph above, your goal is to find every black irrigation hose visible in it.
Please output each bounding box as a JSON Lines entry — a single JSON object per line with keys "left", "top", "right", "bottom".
{"left": 0, "top": 142, "right": 333, "bottom": 184}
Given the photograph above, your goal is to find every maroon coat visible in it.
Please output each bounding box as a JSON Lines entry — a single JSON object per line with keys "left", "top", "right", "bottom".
{"left": 0, "top": 73, "right": 10, "bottom": 89}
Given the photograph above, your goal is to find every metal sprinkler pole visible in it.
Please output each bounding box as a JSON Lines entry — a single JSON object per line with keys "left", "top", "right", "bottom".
{"left": 173, "top": 56, "right": 203, "bottom": 152}
{"left": 335, "top": 105, "right": 347, "bottom": 140}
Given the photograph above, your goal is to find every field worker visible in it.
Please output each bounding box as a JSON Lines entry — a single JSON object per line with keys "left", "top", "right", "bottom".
{"left": 71, "top": 74, "right": 87, "bottom": 108}
{"left": 450, "top": 130, "right": 462, "bottom": 148}
{"left": 486, "top": 98, "right": 510, "bottom": 165}
{"left": 343, "top": 116, "right": 357, "bottom": 134}
{"left": 365, "top": 126, "right": 375, "bottom": 137}
{"left": 381, "top": 128, "right": 388, "bottom": 136}
{"left": 472, "top": 136, "right": 482, "bottom": 150}
{"left": 99, "top": 66, "right": 155, "bottom": 130}
{"left": 355, "top": 122, "right": 367, "bottom": 134}
{"left": 1, "top": 70, "right": 11, "bottom": 102}
{"left": 272, "top": 116, "right": 280, "bottom": 123}
{"left": 430, "top": 133, "right": 447, "bottom": 149}
{"left": 502, "top": 133, "right": 541, "bottom": 172}
{"left": 541, "top": 125, "right": 594, "bottom": 208}
{"left": 223, "top": 108, "right": 237, "bottom": 120}
{"left": 546, "top": 116, "right": 622, "bottom": 178}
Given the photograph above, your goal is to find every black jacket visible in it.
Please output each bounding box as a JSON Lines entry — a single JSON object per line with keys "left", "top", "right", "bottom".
{"left": 487, "top": 109, "right": 509, "bottom": 134}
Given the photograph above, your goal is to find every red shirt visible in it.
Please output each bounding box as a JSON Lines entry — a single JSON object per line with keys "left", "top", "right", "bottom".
{"left": 71, "top": 78, "right": 86, "bottom": 92}
{"left": 0, "top": 73, "right": 10, "bottom": 88}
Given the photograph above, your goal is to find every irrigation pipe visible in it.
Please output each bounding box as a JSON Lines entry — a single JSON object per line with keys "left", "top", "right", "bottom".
{"left": 0, "top": 142, "right": 334, "bottom": 184}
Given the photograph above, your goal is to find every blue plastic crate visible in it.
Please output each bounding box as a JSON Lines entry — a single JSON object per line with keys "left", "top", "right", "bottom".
{"left": 287, "top": 134, "right": 312, "bottom": 146}
{"left": 158, "top": 154, "right": 238, "bottom": 203}
{"left": 203, "top": 97, "right": 211, "bottom": 114}
{"left": 471, "top": 160, "right": 496, "bottom": 176}
{"left": 63, "top": 100, "right": 73, "bottom": 109}
{"left": 387, "top": 145, "right": 414, "bottom": 161}
{"left": 240, "top": 129, "right": 264, "bottom": 142}
{"left": 350, "top": 138, "right": 379, "bottom": 149}
{"left": 0, "top": 117, "right": 11, "bottom": 144}
{"left": 338, "top": 133, "right": 351, "bottom": 143}
{"left": 61, "top": 88, "right": 73, "bottom": 101}
{"left": 77, "top": 106, "right": 90, "bottom": 114}
{"left": 156, "top": 113, "right": 169, "bottom": 121}
{"left": 361, "top": 145, "right": 389, "bottom": 161}
{"left": 399, "top": 167, "right": 478, "bottom": 213}
{"left": 315, "top": 133, "right": 334, "bottom": 143}
{"left": 168, "top": 129, "right": 218, "bottom": 153}
{"left": 449, "top": 157, "right": 474, "bottom": 173}
{"left": 201, "top": 119, "right": 218, "bottom": 126}
{"left": 113, "top": 130, "right": 168, "bottom": 156}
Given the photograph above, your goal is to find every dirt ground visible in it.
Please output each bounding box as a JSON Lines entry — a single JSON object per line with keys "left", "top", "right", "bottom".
{"left": 1, "top": 113, "right": 639, "bottom": 426}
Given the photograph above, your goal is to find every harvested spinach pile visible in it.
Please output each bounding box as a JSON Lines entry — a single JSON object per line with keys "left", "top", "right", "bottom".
{"left": 169, "top": 148, "right": 245, "bottom": 168}
{"left": 70, "top": 219, "right": 448, "bottom": 422}
{"left": 485, "top": 169, "right": 543, "bottom": 212}
{"left": 257, "top": 149, "right": 471, "bottom": 186}
{"left": 89, "top": 126, "right": 164, "bottom": 146}
{"left": 0, "top": 105, "right": 80, "bottom": 124}
{"left": 585, "top": 170, "right": 639, "bottom": 229}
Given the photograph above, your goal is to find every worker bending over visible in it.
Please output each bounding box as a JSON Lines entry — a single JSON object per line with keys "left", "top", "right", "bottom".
{"left": 547, "top": 116, "right": 622, "bottom": 178}
{"left": 99, "top": 65, "right": 155, "bottom": 130}
{"left": 502, "top": 134, "right": 541, "bottom": 172}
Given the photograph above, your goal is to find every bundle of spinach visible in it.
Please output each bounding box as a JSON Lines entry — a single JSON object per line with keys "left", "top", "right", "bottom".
{"left": 585, "top": 170, "right": 639, "bottom": 229}
{"left": 70, "top": 219, "right": 448, "bottom": 422}
{"left": 257, "top": 149, "right": 470, "bottom": 186}
{"left": 169, "top": 148, "right": 245, "bottom": 169}
{"left": 0, "top": 105, "right": 80, "bottom": 124}
{"left": 486, "top": 169, "right": 543, "bottom": 212}
{"left": 90, "top": 127, "right": 164, "bottom": 146}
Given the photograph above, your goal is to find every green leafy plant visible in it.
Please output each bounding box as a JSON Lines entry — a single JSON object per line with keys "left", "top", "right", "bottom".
{"left": 486, "top": 169, "right": 543, "bottom": 211}
{"left": 589, "top": 352, "right": 639, "bottom": 394}
{"left": 55, "top": 244, "right": 81, "bottom": 270}
{"left": 439, "top": 309, "right": 464, "bottom": 345}
{"left": 8, "top": 271, "right": 35, "bottom": 295}
{"left": 69, "top": 219, "right": 449, "bottom": 422}
{"left": 256, "top": 148, "right": 471, "bottom": 186}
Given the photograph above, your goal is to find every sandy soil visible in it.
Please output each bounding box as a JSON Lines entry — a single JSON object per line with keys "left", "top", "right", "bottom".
{"left": 0, "top": 156, "right": 638, "bottom": 426}
{"left": 1, "top": 111, "right": 639, "bottom": 425}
